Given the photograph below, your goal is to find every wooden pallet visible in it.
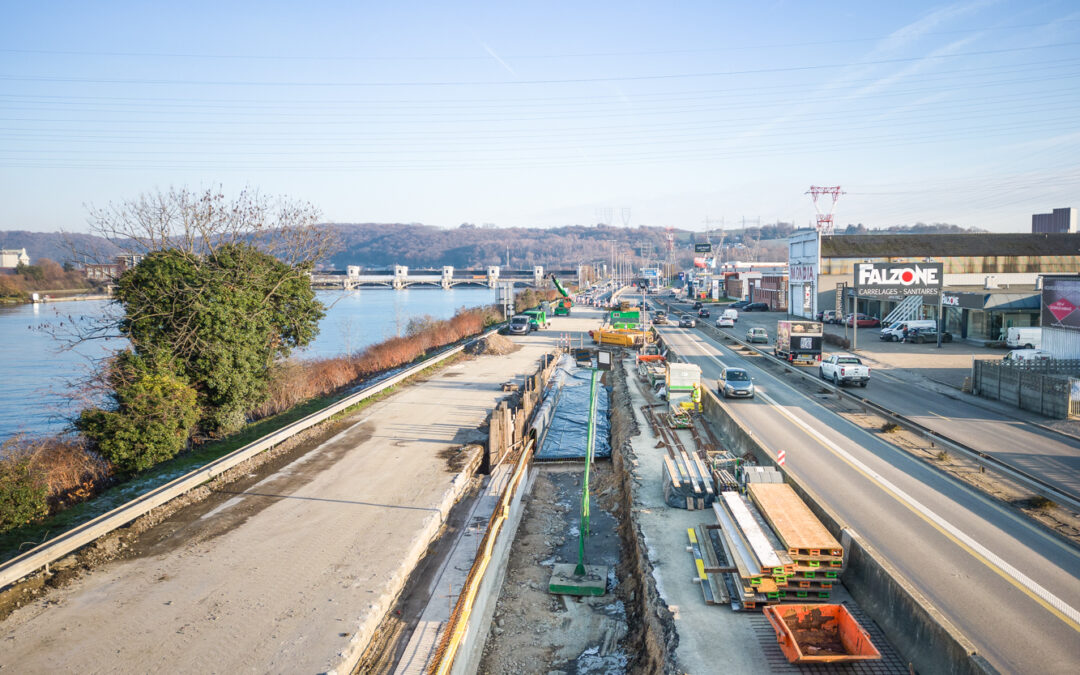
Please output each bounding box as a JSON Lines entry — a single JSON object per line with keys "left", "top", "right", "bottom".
{"left": 746, "top": 482, "right": 843, "bottom": 559}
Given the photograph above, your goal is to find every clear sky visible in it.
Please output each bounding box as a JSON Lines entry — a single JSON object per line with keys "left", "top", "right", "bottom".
{"left": 1, "top": 0, "right": 1078, "bottom": 234}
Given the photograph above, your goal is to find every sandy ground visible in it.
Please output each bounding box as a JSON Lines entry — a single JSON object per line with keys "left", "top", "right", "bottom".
{"left": 478, "top": 465, "right": 629, "bottom": 675}
{"left": 0, "top": 337, "right": 559, "bottom": 674}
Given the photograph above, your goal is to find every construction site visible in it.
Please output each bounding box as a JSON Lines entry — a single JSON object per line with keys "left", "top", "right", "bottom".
{"left": 358, "top": 299, "right": 932, "bottom": 674}
{"left": 0, "top": 293, "right": 1055, "bottom": 674}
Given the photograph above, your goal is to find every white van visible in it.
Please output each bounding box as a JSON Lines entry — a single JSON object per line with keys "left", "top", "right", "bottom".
{"left": 1003, "top": 349, "right": 1051, "bottom": 362}
{"left": 722, "top": 308, "right": 738, "bottom": 322}
{"left": 880, "top": 319, "right": 936, "bottom": 342}
{"left": 1006, "top": 327, "right": 1041, "bottom": 349}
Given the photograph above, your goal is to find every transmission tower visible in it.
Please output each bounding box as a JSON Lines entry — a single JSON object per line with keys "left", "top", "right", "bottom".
{"left": 805, "top": 186, "right": 845, "bottom": 235}
{"left": 620, "top": 207, "right": 632, "bottom": 227}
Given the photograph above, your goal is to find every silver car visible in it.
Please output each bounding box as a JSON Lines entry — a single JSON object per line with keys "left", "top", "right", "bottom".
{"left": 718, "top": 366, "right": 754, "bottom": 399}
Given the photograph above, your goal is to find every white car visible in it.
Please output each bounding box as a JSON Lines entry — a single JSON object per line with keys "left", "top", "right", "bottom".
{"left": 715, "top": 316, "right": 735, "bottom": 328}
{"left": 1003, "top": 349, "right": 1051, "bottom": 362}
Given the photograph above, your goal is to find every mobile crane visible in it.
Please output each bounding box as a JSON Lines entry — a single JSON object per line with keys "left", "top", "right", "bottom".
{"left": 550, "top": 273, "right": 572, "bottom": 316}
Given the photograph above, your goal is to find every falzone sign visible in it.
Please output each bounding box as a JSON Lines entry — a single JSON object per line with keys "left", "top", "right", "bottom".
{"left": 855, "top": 262, "right": 942, "bottom": 298}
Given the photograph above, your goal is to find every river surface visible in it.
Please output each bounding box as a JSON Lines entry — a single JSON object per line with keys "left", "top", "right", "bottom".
{"left": 0, "top": 288, "right": 496, "bottom": 441}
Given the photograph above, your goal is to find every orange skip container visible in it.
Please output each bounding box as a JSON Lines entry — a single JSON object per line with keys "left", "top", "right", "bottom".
{"left": 763, "top": 604, "right": 882, "bottom": 664}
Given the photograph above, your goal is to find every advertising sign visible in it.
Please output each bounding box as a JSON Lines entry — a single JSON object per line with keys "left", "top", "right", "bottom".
{"left": 835, "top": 282, "right": 846, "bottom": 315}
{"left": 1041, "top": 275, "right": 1080, "bottom": 332}
{"left": 803, "top": 284, "right": 812, "bottom": 310}
{"left": 790, "top": 264, "right": 816, "bottom": 282}
{"left": 855, "top": 262, "right": 942, "bottom": 298}
{"left": 694, "top": 243, "right": 712, "bottom": 253}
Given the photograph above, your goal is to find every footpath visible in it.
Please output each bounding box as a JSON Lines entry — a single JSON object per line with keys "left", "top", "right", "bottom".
{"left": 0, "top": 316, "right": 592, "bottom": 674}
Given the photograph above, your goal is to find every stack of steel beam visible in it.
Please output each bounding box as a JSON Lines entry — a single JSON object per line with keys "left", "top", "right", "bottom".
{"left": 710, "top": 492, "right": 795, "bottom": 610}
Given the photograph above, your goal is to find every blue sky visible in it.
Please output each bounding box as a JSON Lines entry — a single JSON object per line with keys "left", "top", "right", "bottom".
{"left": 1, "top": 0, "right": 1078, "bottom": 234}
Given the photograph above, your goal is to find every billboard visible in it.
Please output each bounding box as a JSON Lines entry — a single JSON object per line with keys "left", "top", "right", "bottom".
{"left": 855, "top": 262, "right": 942, "bottom": 298}
{"left": 1042, "top": 275, "right": 1080, "bottom": 332}
{"left": 694, "top": 243, "right": 712, "bottom": 253}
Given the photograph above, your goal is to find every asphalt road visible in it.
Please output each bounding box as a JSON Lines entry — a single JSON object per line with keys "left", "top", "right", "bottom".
{"left": 659, "top": 300, "right": 1080, "bottom": 504}
{"left": 656, "top": 323, "right": 1080, "bottom": 674}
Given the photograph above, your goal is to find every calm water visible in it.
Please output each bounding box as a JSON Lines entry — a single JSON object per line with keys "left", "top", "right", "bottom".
{"left": 0, "top": 287, "right": 496, "bottom": 441}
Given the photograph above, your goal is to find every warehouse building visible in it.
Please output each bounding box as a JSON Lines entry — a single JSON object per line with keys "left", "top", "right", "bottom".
{"left": 788, "top": 231, "right": 1080, "bottom": 342}
{"left": 1032, "top": 207, "right": 1077, "bottom": 234}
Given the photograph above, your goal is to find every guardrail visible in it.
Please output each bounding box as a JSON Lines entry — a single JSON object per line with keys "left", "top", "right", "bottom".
{"left": 658, "top": 302, "right": 1080, "bottom": 513}
{"left": 0, "top": 328, "right": 499, "bottom": 592}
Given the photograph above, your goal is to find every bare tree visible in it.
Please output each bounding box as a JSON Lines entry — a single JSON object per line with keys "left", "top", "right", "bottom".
{"left": 77, "top": 186, "right": 335, "bottom": 267}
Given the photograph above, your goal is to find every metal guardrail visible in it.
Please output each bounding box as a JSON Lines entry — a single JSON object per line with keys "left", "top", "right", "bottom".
{"left": 0, "top": 328, "right": 499, "bottom": 592}
{"left": 650, "top": 298, "right": 1080, "bottom": 513}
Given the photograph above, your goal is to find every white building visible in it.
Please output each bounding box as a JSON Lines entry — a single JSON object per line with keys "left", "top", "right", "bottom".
{"left": 0, "top": 248, "right": 30, "bottom": 270}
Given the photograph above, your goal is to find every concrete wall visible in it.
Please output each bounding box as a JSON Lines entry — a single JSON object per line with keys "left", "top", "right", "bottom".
{"left": 699, "top": 387, "right": 997, "bottom": 674}
{"left": 452, "top": 469, "right": 537, "bottom": 675}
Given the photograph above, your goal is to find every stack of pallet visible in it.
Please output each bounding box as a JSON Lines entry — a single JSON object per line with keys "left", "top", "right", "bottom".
{"left": 641, "top": 405, "right": 715, "bottom": 510}
{"left": 747, "top": 483, "right": 844, "bottom": 601}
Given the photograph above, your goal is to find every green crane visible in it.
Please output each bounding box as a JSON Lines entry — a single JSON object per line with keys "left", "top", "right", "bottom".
{"left": 550, "top": 273, "right": 572, "bottom": 316}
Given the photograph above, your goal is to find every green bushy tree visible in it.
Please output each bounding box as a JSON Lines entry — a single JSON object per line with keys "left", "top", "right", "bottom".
{"left": 76, "top": 351, "right": 200, "bottom": 475}
{"left": 0, "top": 447, "right": 48, "bottom": 533}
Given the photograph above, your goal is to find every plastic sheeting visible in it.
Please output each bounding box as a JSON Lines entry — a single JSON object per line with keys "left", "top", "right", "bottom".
{"left": 536, "top": 354, "right": 612, "bottom": 460}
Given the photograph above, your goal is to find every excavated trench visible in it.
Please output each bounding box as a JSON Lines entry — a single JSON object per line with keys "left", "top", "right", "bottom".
{"left": 477, "top": 355, "right": 677, "bottom": 674}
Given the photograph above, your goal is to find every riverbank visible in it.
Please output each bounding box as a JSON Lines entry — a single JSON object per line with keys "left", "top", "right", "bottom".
{"left": 0, "top": 316, "right": 582, "bottom": 673}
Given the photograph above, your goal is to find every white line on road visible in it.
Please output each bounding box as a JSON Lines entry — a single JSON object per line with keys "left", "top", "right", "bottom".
{"left": 671, "top": 326, "right": 1080, "bottom": 631}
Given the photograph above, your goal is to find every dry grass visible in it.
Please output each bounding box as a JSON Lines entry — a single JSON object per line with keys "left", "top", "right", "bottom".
{"left": 253, "top": 305, "right": 501, "bottom": 419}
{"left": 1, "top": 435, "right": 111, "bottom": 511}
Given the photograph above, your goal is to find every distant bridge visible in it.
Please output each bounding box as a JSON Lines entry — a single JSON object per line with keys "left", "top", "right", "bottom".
{"left": 310, "top": 265, "right": 584, "bottom": 290}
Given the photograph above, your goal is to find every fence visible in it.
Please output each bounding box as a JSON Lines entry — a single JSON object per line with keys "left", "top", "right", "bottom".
{"left": 970, "top": 358, "right": 1080, "bottom": 419}
{"left": 485, "top": 352, "right": 559, "bottom": 471}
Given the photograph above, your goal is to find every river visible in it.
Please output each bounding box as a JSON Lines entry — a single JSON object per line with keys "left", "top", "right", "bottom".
{"left": 0, "top": 287, "right": 497, "bottom": 441}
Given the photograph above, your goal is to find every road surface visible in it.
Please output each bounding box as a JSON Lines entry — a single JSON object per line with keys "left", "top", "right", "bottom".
{"left": 0, "top": 310, "right": 603, "bottom": 674}
{"left": 658, "top": 323, "right": 1080, "bottom": 674}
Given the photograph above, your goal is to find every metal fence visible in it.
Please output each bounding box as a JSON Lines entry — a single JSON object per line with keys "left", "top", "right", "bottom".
{"left": 970, "top": 358, "right": 1080, "bottom": 419}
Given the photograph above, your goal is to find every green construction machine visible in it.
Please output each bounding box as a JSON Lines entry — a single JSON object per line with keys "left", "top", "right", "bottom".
{"left": 550, "top": 273, "right": 572, "bottom": 316}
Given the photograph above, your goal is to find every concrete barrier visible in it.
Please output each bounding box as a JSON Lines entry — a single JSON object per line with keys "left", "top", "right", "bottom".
{"left": 0, "top": 329, "right": 498, "bottom": 593}
{"left": 700, "top": 386, "right": 998, "bottom": 674}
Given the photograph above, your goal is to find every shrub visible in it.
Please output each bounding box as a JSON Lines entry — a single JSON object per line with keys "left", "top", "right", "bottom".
{"left": 76, "top": 351, "right": 200, "bottom": 475}
{"left": 0, "top": 442, "right": 49, "bottom": 533}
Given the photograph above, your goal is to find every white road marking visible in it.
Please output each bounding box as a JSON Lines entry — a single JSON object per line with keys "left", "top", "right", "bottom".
{"left": 673, "top": 326, "right": 1080, "bottom": 629}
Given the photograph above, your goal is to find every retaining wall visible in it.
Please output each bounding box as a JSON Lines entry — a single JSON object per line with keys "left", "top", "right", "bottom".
{"left": 971, "top": 359, "right": 1079, "bottom": 419}
{"left": 700, "top": 387, "right": 998, "bottom": 674}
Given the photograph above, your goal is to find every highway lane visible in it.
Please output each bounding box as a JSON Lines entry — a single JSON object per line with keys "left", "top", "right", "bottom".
{"left": 657, "top": 324, "right": 1080, "bottom": 674}
{"left": 661, "top": 299, "right": 1080, "bottom": 503}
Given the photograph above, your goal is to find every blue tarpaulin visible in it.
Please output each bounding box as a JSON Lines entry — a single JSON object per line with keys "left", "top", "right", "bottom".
{"left": 536, "top": 356, "right": 612, "bottom": 460}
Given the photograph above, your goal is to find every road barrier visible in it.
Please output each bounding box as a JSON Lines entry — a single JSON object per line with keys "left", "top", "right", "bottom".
{"left": 0, "top": 328, "right": 499, "bottom": 593}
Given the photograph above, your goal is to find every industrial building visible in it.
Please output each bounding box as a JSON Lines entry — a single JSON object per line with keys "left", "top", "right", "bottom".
{"left": 1032, "top": 207, "right": 1077, "bottom": 234}
{"left": 788, "top": 231, "right": 1080, "bottom": 343}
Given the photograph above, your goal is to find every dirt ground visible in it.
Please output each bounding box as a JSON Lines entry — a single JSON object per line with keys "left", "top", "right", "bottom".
{"left": 479, "top": 465, "right": 630, "bottom": 674}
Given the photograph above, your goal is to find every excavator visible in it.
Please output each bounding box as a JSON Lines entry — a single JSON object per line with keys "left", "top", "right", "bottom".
{"left": 550, "top": 273, "right": 572, "bottom": 316}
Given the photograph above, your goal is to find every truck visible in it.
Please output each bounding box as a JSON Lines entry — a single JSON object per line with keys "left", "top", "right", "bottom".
{"left": 1006, "top": 326, "right": 1041, "bottom": 349}
{"left": 522, "top": 307, "right": 549, "bottom": 330}
{"left": 774, "top": 320, "right": 823, "bottom": 364}
{"left": 550, "top": 273, "right": 572, "bottom": 316}
{"left": 819, "top": 354, "right": 870, "bottom": 387}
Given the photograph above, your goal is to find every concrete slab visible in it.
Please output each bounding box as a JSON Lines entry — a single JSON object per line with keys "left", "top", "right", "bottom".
{"left": 548, "top": 563, "right": 608, "bottom": 596}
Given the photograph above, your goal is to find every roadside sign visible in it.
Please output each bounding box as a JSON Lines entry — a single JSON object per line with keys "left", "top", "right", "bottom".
{"left": 854, "top": 262, "right": 942, "bottom": 298}
{"left": 835, "top": 283, "right": 846, "bottom": 316}
{"left": 694, "top": 243, "right": 712, "bottom": 253}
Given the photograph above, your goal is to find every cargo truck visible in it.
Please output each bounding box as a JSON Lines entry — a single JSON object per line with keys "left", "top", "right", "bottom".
{"left": 774, "top": 320, "right": 823, "bottom": 364}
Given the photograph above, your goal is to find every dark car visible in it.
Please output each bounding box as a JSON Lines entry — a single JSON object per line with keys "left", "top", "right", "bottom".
{"left": 679, "top": 315, "right": 696, "bottom": 328}
{"left": 730, "top": 299, "right": 751, "bottom": 309}
{"left": 907, "top": 329, "right": 953, "bottom": 344}
{"left": 692, "top": 301, "right": 703, "bottom": 310}
{"left": 743, "top": 302, "right": 769, "bottom": 311}
{"left": 698, "top": 308, "right": 710, "bottom": 318}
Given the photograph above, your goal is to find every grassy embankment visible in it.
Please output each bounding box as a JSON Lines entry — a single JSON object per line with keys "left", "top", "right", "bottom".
{"left": 0, "top": 305, "right": 502, "bottom": 555}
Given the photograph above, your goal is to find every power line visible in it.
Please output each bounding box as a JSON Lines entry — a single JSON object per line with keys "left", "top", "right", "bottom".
{"left": 2, "top": 42, "right": 1077, "bottom": 88}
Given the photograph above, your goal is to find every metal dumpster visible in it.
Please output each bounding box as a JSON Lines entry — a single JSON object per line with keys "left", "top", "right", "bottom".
{"left": 763, "top": 604, "right": 881, "bottom": 664}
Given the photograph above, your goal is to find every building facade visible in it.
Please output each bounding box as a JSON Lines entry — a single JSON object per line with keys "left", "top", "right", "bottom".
{"left": 0, "top": 248, "right": 30, "bottom": 270}
{"left": 790, "top": 230, "right": 1080, "bottom": 342}
{"left": 1032, "top": 207, "right": 1077, "bottom": 234}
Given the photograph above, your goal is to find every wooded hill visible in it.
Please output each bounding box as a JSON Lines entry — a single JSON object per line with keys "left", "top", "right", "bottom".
{"left": 1, "top": 221, "right": 983, "bottom": 269}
